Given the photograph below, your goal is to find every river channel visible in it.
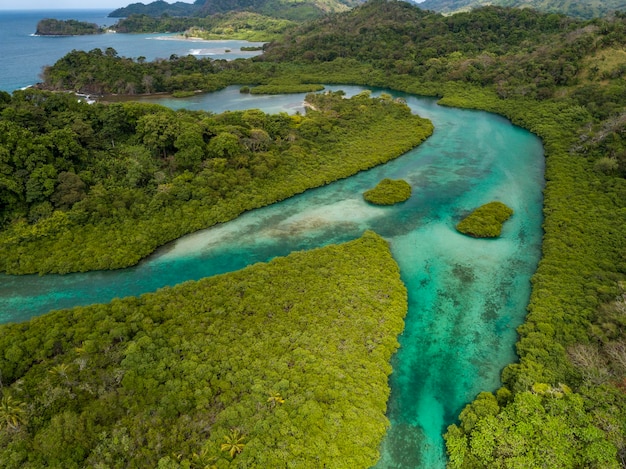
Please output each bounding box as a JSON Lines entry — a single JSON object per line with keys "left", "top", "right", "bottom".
{"left": 0, "top": 85, "right": 544, "bottom": 468}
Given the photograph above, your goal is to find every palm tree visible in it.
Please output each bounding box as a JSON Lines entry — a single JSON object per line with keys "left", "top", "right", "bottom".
{"left": 191, "top": 446, "right": 218, "bottom": 469}
{"left": 220, "top": 428, "right": 245, "bottom": 459}
{"left": 267, "top": 390, "right": 285, "bottom": 408}
{"left": 0, "top": 394, "right": 27, "bottom": 431}
{"left": 48, "top": 363, "right": 72, "bottom": 386}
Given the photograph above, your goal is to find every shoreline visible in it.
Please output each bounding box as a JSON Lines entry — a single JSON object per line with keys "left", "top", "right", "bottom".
{"left": 152, "top": 34, "right": 264, "bottom": 45}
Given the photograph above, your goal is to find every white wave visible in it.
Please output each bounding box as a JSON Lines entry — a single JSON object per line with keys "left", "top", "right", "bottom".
{"left": 189, "top": 49, "right": 216, "bottom": 56}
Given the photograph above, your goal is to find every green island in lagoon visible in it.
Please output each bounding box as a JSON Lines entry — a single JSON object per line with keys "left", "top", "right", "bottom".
{"left": 1, "top": 0, "right": 626, "bottom": 467}
{"left": 456, "top": 201, "right": 514, "bottom": 238}
{"left": 363, "top": 178, "right": 412, "bottom": 205}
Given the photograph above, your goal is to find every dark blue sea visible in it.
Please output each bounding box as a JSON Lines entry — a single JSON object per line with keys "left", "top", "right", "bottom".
{"left": 0, "top": 9, "right": 264, "bottom": 92}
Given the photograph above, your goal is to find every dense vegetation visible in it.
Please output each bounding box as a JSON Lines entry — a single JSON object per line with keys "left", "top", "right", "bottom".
{"left": 18, "top": 0, "right": 626, "bottom": 466}
{"left": 263, "top": 2, "right": 612, "bottom": 99}
{"left": 362, "top": 178, "right": 411, "bottom": 205}
{"left": 41, "top": 47, "right": 247, "bottom": 95}
{"left": 418, "top": 0, "right": 626, "bottom": 20}
{"left": 109, "top": 0, "right": 361, "bottom": 21}
{"left": 180, "top": 12, "right": 294, "bottom": 41}
{"left": 455, "top": 201, "right": 513, "bottom": 237}
{"left": 0, "top": 232, "right": 408, "bottom": 468}
{"left": 111, "top": 14, "right": 207, "bottom": 34}
{"left": 445, "top": 384, "right": 620, "bottom": 467}
{"left": 0, "top": 88, "right": 432, "bottom": 274}
{"left": 35, "top": 19, "right": 103, "bottom": 36}
{"left": 112, "top": 12, "right": 294, "bottom": 41}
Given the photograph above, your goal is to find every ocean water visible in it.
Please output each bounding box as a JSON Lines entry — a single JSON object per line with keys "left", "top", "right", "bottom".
{"left": 0, "top": 85, "right": 545, "bottom": 467}
{"left": 0, "top": 9, "right": 263, "bottom": 92}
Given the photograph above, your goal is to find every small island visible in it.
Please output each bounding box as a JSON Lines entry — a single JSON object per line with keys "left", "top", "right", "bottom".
{"left": 456, "top": 201, "right": 514, "bottom": 238}
{"left": 36, "top": 19, "right": 103, "bottom": 36}
{"left": 363, "top": 178, "right": 412, "bottom": 205}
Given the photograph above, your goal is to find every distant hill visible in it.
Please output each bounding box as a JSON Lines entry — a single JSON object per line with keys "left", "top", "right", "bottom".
{"left": 109, "top": 0, "right": 202, "bottom": 17}
{"left": 109, "top": 0, "right": 362, "bottom": 19}
{"left": 415, "top": 0, "right": 626, "bottom": 19}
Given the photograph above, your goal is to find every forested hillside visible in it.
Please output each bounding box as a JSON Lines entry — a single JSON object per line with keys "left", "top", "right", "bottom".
{"left": 112, "top": 11, "right": 293, "bottom": 41}
{"left": 109, "top": 0, "right": 201, "bottom": 17}
{"left": 0, "top": 232, "right": 407, "bottom": 468}
{"left": 109, "top": 0, "right": 362, "bottom": 21}
{"left": 262, "top": 2, "right": 616, "bottom": 101}
{"left": 16, "top": 0, "right": 626, "bottom": 466}
{"left": 417, "top": 0, "right": 626, "bottom": 20}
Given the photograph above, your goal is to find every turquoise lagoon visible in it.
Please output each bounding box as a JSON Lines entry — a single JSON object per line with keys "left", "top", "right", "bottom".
{"left": 0, "top": 86, "right": 545, "bottom": 468}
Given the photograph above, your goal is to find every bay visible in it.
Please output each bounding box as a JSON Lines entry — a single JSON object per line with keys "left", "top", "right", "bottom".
{"left": 0, "top": 85, "right": 545, "bottom": 468}
{"left": 0, "top": 9, "right": 263, "bottom": 92}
